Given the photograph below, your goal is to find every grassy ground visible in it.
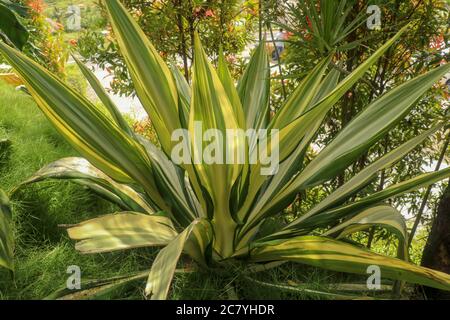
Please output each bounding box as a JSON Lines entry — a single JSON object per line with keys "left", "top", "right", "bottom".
{"left": 0, "top": 82, "right": 394, "bottom": 300}
{"left": 0, "top": 82, "right": 150, "bottom": 299}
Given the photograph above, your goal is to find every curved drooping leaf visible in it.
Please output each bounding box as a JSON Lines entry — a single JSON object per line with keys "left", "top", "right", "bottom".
{"left": 15, "top": 157, "right": 154, "bottom": 214}
{"left": 0, "top": 189, "right": 13, "bottom": 272}
{"left": 145, "top": 219, "right": 211, "bottom": 299}
{"left": 248, "top": 236, "right": 450, "bottom": 291}
{"left": 323, "top": 205, "right": 407, "bottom": 242}
{"left": 294, "top": 167, "right": 450, "bottom": 232}
{"left": 0, "top": 41, "right": 169, "bottom": 212}
{"left": 267, "top": 62, "right": 450, "bottom": 217}
{"left": 286, "top": 123, "right": 444, "bottom": 229}
{"left": 67, "top": 213, "right": 178, "bottom": 254}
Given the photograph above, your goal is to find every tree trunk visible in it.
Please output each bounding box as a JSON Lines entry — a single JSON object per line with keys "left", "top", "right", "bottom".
{"left": 420, "top": 183, "right": 450, "bottom": 299}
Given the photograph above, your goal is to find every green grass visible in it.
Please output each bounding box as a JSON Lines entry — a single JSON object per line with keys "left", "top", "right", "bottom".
{"left": 0, "top": 82, "right": 150, "bottom": 299}
{"left": 0, "top": 82, "right": 388, "bottom": 300}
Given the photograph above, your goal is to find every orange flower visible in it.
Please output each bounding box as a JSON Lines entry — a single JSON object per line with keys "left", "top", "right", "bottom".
{"left": 306, "top": 16, "right": 313, "bottom": 30}
{"left": 69, "top": 39, "right": 78, "bottom": 46}
{"left": 27, "top": 0, "right": 45, "bottom": 14}
{"left": 430, "top": 34, "right": 445, "bottom": 50}
{"left": 205, "top": 9, "right": 215, "bottom": 18}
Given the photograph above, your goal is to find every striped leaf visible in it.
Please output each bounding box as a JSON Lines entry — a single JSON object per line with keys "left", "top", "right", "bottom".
{"left": 295, "top": 167, "right": 450, "bottom": 232}
{"left": 169, "top": 65, "right": 191, "bottom": 128}
{"left": 218, "top": 48, "right": 245, "bottom": 129}
{"left": 189, "top": 34, "right": 243, "bottom": 257}
{"left": 238, "top": 68, "right": 341, "bottom": 232}
{"left": 138, "top": 138, "right": 202, "bottom": 226}
{"left": 145, "top": 219, "right": 211, "bottom": 299}
{"left": 270, "top": 54, "right": 332, "bottom": 129}
{"left": 16, "top": 157, "right": 154, "bottom": 214}
{"left": 67, "top": 213, "right": 178, "bottom": 254}
{"left": 0, "top": 41, "right": 169, "bottom": 212}
{"left": 104, "top": 0, "right": 180, "bottom": 155}
{"left": 73, "top": 56, "right": 133, "bottom": 136}
{"left": 267, "top": 62, "right": 450, "bottom": 216}
{"left": 237, "top": 43, "right": 270, "bottom": 132}
{"left": 249, "top": 236, "right": 450, "bottom": 291}
{"left": 323, "top": 205, "right": 407, "bottom": 242}
{"left": 286, "top": 123, "right": 444, "bottom": 230}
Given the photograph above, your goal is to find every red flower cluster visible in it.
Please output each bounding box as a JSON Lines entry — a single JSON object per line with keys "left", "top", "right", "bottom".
{"left": 27, "top": 0, "right": 45, "bottom": 14}
{"left": 194, "top": 7, "right": 216, "bottom": 19}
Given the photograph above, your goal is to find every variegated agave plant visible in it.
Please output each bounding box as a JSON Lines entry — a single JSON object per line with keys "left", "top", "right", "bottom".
{"left": 1, "top": 0, "right": 450, "bottom": 299}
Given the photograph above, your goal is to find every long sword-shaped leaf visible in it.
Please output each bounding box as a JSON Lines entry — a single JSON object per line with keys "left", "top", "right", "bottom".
{"left": 237, "top": 43, "right": 270, "bottom": 132}
{"left": 287, "top": 124, "right": 444, "bottom": 229}
{"left": 0, "top": 41, "right": 168, "bottom": 211}
{"left": 138, "top": 138, "right": 201, "bottom": 226}
{"left": 15, "top": 157, "right": 154, "bottom": 213}
{"left": 270, "top": 54, "right": 332, "bottom": 129}
{"left": 242, "top": 25, "right": 409, "bottom": 207}
{"left": 0, "top": 189, "right": 13, "bottom": 272}
{"left": 104, "top": 0, "right": 180, "bottom": 155}
{"left": 272, "top": 24, "right": 409, "bottom": 143}
{"left": 73, "top": 56, "right": 133, "bottom": 136}
{"left": 67, "top": 213, "right": 178, "bottom": 254}
{"left": 218, "top": 48, "right": 245, "bottom": 129}
{"left": 294, "top": 167, "right": 450, "bottom": 232}
{"left": 189, "top": 34, "right": 243, "bottom": 257}
{"left": 145, "top": 219, "right": 210, "bottom": 299}
{"left": 248, "top": 236, "right": 450, "bottom": 291}
{"left": 269, "top": 63, "right": 450, "bottom": 215}
{"left": 218, "top": 49, "right": 250, "bottom": 211}
{"left": 169, "top": 65, "right": 191, "bottom": 128}
{"left": 238, "top": 68, "right": 341, "bottom": 231}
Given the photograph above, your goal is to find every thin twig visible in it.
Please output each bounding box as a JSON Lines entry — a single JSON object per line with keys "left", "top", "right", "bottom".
{"left": 408, "top": 131, "right": 450, "bottom": 248}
